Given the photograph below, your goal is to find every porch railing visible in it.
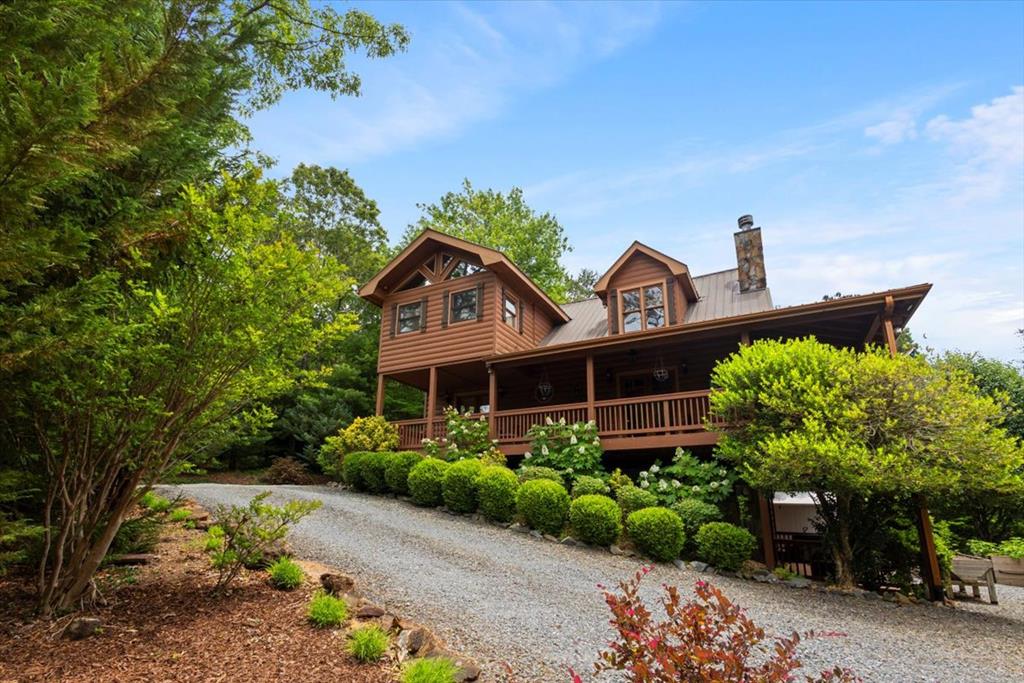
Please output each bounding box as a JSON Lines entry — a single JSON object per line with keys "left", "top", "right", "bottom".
{"left": 594, "top": 389, "right": 720, "bottom": 438}
{"left": 394, "top": 390, "right": 716, "bottom": 450}
{"left": 493, "top": 403, "right": 589, "bottom": 445}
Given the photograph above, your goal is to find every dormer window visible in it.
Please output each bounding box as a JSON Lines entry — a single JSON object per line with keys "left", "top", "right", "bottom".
{"left": 621, "top": 284, "right": 665, "bottom": 332}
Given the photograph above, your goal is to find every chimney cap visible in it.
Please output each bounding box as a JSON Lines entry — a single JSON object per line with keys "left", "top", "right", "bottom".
{"left": 737, "top": 214, "right": 755, "bottom": 231}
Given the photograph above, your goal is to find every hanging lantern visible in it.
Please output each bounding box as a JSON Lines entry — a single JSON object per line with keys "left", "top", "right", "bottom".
{"left": 653, "top": 354, "right": 670, "bottom": 383}
{"left": 535, "top": 368, "right": 554, "bottom": 403}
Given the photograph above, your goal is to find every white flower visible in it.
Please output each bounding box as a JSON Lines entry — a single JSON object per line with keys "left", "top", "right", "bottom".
{"left": 718, "top": 468, "right": 728, "bottom": 476}
{"left": 545, "top": 417, "right": 553, "bottom": 426}
{"left": 710, "top": 481, "right": 719, "bottom": 489}
{"left": 640, "top": 480, "right": 649, "bottom": 488}
{"left": 570, "top": 434, "right": 578, "bottom": 445}
{"left": 657, "top": 480, "right": 668, "bottom": 491}
{"left": 559, "top": 417, "right": 566, "bottom": 425}
{"left": 541, "top": 445, "right": 549, "bottom": 456}
{"left": 650, "top": 464, "right": 660, "bottom": 473}
{"left": 592, "top": 439, "right": 600, "bottom": 446}
{"left": 524, "top": 452, "right": 532, "bottom": 459}
{"left": 639, "top": 471, "right": 649, "bottom": 479}
{"left": 672, "top": 480, "right": 681, "bottom": 488}
{"left": 578, "top": 446, "right": 586, "bottom": 454}
{"left": 692, "top": 485, "right": 701, "bottom": 493}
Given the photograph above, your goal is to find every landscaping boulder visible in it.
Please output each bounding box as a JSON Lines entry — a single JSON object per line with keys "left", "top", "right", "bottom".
{"left": 319, "top": 572, "right": 356, "bottom": 595}
{"left": 356, "top": 601, "right": 385, "bottom": 619}
{"left": 429, "top": 651, "right": 480, "bottom": 682}
{"left": 64, "top": 617, "right": 102, "bottom": 640}
{"left": 397, "top": 625, "right": 438, "bottom": 657}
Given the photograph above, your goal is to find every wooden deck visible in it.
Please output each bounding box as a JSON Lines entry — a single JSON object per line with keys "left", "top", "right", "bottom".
{"left": 393, "top": 389, "right": 721, "bottom": 453}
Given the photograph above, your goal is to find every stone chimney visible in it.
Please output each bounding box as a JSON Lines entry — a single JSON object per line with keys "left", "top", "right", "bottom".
{"left": 734, "top": 214, "right": 767, "bottom": 292}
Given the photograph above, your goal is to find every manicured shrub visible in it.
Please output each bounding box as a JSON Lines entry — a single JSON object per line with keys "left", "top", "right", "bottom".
{"left": 402, "top": 657, "right": 459, "bottom": 683}
{"left": 307, "top": 591, "right": 348, "bottom": 628}
{"left": 476, "top": 466, "right": 519, "bottom": 522}
{"left": 571, "top": 475, "right": 609, "bottom": 498}
{"left": 262, "top": 456, "right": 313, "bottom": 485}
{"left": 407, "top": 458, "right": 450, "bottom": 507}
{"left": 348, "top": 624, "right": 390, "bottom": 662}
{"left": 517, "top": 465, "right": 563, "bottom": 485}
{"left": 140, "top": 490, "right": 171, "bottom": 513}
{"left": 342, "top": 450, "right": 369, "bottom": 489}
{"left": 168, "top": 507, "right": 191, "bottom": 523}
{"left": 616, "top": 485, "right": 658, "bottom": 517}
{"left": 384, "top": 451, "right": 422, "bottom": 495}
{"left": 626, "top": 507, "right": 686, "bottom": 562}
{"left": 670, "top": 498, "right": 722, "bottom": 553}
{"left": 442, "top": 458, "right": 483, "bottom": 513}
{"left": 361, "top": 451, "right": 389, "bottom": 493}
{"left": 694, "top": 522, "right": 757, "bottom": 571}
{"left": 268, "top": 556, "right": 304, "bottom": 589}
{"left": 569, "top": 494, "right": 622, "bottom": 546}
{"left": 516, "top": 479, "right": 570, "bottom": 535}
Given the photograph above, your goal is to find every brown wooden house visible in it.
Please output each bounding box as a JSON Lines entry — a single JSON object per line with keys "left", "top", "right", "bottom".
{"left": 359, "top": 216, "right": 945, "bottom": 594}
{"left": 359, "top": 215, "right": 929, "bottom": 457}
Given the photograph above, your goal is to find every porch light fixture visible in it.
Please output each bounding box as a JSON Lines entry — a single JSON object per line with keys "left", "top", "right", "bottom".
{"left": 653, "top": 355, "right": 670, "bottom": 383}
{"left": 535, "top": 368, "right": 554, "bottom": 403}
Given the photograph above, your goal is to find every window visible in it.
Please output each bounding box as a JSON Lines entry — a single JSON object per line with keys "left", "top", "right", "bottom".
{"left": 503, "top": 293, "right": 519, "bottom": 329}
{"left": 450, "top": 288, "right": 478, "bottom": 322}
{"left": 620, "top": 284, "right": 666, "bottom": 332}
{"left": 397, "top": 301, "right": 423, "bottom": 334}
{"left": 397, "top": 271, "right": 431, "bottom": 291}
{"left": 448, "top": 260, "right": 484, "bottom": 279}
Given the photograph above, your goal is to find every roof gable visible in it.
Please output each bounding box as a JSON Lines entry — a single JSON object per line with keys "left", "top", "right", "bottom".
{"left": 358, "top": 229, "right": 569, "bottom": 323}
{"left": 594, "top": 241, "right": 699, "bottom": 301}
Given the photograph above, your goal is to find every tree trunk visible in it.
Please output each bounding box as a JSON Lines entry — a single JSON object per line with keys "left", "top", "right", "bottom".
{"left": 832, "top": 493, "right": 856, "bottom": 588}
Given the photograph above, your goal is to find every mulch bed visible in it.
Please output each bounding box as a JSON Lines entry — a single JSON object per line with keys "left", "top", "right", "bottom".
{"left": 0, "top": 518, "right": 393, "bottom": 682}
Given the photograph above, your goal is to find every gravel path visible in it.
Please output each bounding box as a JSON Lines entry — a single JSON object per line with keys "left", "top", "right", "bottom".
{"left": 167, "top": 484, "right": 1024, "bottom": 682}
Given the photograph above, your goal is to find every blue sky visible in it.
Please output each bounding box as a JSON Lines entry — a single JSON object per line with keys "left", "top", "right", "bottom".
{"left": 248, "top": 1, "right": 1024, "bottom": 361}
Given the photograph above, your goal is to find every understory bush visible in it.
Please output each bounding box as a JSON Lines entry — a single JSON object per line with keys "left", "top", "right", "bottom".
{"left": 307, "top": 591, "right": 348, "bottom": 627}
{"left": 606, "top": 468, "right": 633, "bottom": 495}
{"left": 168, "top": 507, "right": 192, "bottom": 523}
{"left": 319, "top": 416, "right": 399, "bottom": 480}
{"left": 384, "top": 451, "right": 423, "bottom": 495}
{"left": 569, "top": 494, "right": 622, "bottom": 546}
{"left": 635, "top": 448, "right": 737, "bottom": 507}
{"left": 626, "top": 507, "right": 686, "bottom": 562}
{"left": 670, "top": 498, "right": 722, "bottom": 554}
{"left": 348, "top": 624, "right": 390, "bottom": 662}
{"left": 268, "top": 556, "right": 304, "bottom": 589}
{"left": 205, "top": 492, "right": 320, "bottom": 592}
{"left": 0, "top": 470, "right": 45, "bottom": 575}
{"left": 402, "top": 656, "right": 459, "bottom": 683}
{"left": 575, "top": 567, "right": 859, "bottom": 682}
{"left": 476, "top": 466, "right": 519, "bottom": 522}
{"left": 422, "top": 408, "right": 496, "bottom": 461}
{"left": 516, "top": 479, "right": 570, "bottom": 535}
{"left": 517, "top": 465, "right": 564, "bottom": 485}
{"left": 571, "top": 475, "right": 609, "bottom": 498}
{"left": 442, "top": 458, "right": 483, "bottom": 513}
{"left": 694, "top": 522, "right": 757, "bottom": 572}
{"left": 109, "top": 513, "right": 162, "bottom": 556}
{"left": 263, "top": 456, "right": 313, "bottom": 485}
{"left": 616, "top": 485, "right": 658, "bottom": 518}
{"left": 522, "top": 418, "right": 604, "bottom": 478}
{"left": 407, "top": 458, "right": 450, "bottom": 507}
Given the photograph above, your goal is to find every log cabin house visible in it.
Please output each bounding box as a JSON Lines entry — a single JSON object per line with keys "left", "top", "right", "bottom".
{"left": 359, "top": 216, "right": 940, "bottom": 591}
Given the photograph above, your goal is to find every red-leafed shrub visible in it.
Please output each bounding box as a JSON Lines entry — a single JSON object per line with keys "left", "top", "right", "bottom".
{"left": 570, "top": 567, "right": 859, "bottom": 683}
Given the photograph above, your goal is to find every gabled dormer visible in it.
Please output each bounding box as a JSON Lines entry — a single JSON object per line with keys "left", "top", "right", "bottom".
{"left": 593, "top": 242, "right": 699, "bottom": 336}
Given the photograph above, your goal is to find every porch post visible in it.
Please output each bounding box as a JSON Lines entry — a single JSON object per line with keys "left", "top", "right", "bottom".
{"left": 425, "top": 366, "right": 437, "bottom": 439}
{"left": 488, "top": 365, "right": 498, "bottom": 440}
{"left": 585, "top": 353, "right": 596, "bottom": 423}
{"left": 375, "top": 374, "right": 385, "bottom": 416}
{"left": 758, "top": 492, "right": 776, "bottom": 569}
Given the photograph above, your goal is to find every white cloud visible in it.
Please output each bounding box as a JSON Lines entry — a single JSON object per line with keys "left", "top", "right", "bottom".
{"left": 310, "top": 2, "right": 664, "bottom": 164}
{"left": 865, "top": 112, "right": 918, "bottom": 145}
{"left": 924, "top": 86, "right": 1024, "bottom": 203}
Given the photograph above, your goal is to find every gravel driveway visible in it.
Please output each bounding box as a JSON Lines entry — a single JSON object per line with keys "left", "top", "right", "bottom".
{"left": 167, "top": 484, "right": 1024, "bottom": 682}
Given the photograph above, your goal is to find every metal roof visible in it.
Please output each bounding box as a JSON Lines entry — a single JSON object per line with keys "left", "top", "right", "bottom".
{"left": 538, "top": 268, "right": 774, "bottom": 348}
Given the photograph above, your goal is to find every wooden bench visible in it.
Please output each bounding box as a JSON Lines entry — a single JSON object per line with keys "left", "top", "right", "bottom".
{"left": 951, "top": 555, "right": 998, "bottom": 604}
{"left": 991, "top": 555, "right": 1024, "bottom": 588}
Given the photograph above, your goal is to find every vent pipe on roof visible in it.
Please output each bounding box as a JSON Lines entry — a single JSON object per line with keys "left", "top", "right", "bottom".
{"left": 734, "top": 214, "right": 767, "bottom": 292}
